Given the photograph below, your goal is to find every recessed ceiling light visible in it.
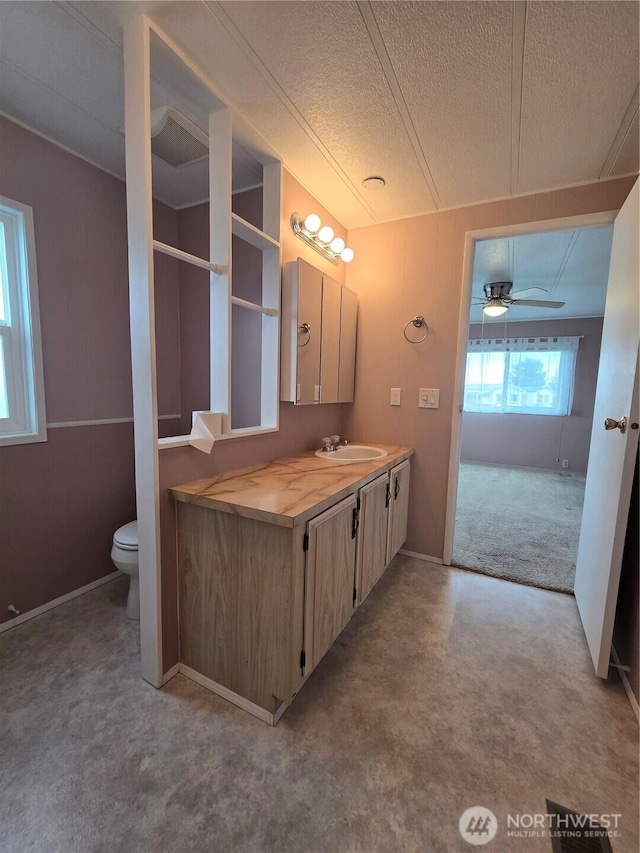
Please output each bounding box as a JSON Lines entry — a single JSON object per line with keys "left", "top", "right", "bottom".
{"left": 362, "top": 176, "right": 386, "bottom": 190}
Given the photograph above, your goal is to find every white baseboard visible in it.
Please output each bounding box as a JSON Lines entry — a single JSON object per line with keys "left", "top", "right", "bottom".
{"left": 161, "top": 663, "right": 180, "bottom": 685}
{"left": 178, "top": 663, "right": 286, "bottom": 725}
{"left": 612, "top": 644, "right": 639, "bottom": 722}
{"left": 398, "top": 549, "right": 443, "bottom": 564}
{"left": 0, "top": 571, "right": 122, "bottom": 634}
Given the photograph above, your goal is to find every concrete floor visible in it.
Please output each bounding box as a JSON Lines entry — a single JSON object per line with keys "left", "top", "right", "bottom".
{"left": 0, "top": 557, "right": 637, "bottom": 853}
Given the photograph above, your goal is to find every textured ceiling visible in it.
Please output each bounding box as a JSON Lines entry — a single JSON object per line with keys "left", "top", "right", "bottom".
{"left": 0, "top": 1, "right": 637, "bottom": 226}
{"left": 470, "top": 225, "right": 614, "bottom": 324}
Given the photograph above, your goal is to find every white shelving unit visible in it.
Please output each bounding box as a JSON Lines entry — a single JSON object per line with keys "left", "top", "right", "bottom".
{"left": 123, "top": 14, "right": 282, "bottom": 686}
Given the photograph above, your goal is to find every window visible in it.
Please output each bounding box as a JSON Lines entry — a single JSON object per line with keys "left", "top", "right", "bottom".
{"left": 463, "top": 336, "right": 580, "bottom": 416}
{"left": 0, "top": 196, "right": 46, "bottom": 444}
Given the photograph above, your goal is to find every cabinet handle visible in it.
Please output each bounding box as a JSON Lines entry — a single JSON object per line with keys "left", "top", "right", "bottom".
{"left": 394, "top": 477, "right": 400, "bottom": 500}
{"left": 385, "top": 482, "right": 391, "bottom": 508}
{"left": 351, "top": 507, "right": 359, "bottom": 539}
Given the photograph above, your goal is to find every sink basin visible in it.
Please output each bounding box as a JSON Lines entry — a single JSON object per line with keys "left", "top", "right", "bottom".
{"left": 315, "top": 445, "right": 387, "bottom": 463}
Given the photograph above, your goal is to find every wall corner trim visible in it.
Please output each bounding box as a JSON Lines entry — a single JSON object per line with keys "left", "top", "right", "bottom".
{"left": 398, "top": 549, "right": 443, "bottom": 564}
{"left": 161, "top": 663, "right": 180, "bottom": 685}
{"left": 178, "top": 663, "right": 281, "bottom": 725}
{"left": 0, "top": 571, "right": 122, "bottom": 634}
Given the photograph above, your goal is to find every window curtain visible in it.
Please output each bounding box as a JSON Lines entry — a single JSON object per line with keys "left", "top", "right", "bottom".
{"left": 464, "top": 336, "right": 580, "bottom": 416}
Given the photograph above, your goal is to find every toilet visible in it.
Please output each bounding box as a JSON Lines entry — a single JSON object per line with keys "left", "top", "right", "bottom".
{"left": 110, "top": 521, "right": 139, "bottom": 620}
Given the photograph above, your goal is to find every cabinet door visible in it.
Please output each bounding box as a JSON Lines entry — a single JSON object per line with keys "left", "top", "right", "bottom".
{"left": 320, "top": 274, "right": 341, "bottom": 402}
{"left": 305, "top": 494, "right": 358, "bottom": 671}
{"left": 338, "top": 286, "right": 357, "bottom": 402}
{"left": 295, "top": 259, "right": 323, "bottom": 404}
{"left": 386, "top": 459, "right": 411, "bottom": 564}
{"left": 356, "top": 473, "right": 390, "bottom": 604}
{"left": 281, "top": 258, "right": 322, "bottom": 404}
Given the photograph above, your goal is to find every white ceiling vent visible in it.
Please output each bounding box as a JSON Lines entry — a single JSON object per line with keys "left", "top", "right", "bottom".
{"left": 150, "top": 107, "right": 208, "bottom": 168}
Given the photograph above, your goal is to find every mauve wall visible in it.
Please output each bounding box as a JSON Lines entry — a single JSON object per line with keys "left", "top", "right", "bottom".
{"left": 176, "top": 189, "right": 265, "bottom": 434}
{"left": 460, "top": 317, "right": 603, "bottom": 473}
{"left": 0, "top": 117, "right": 183, "bottom": 625}
{"left": 153, "top": 205, "right": 182, "bottom": 439}
{"left": 0, "top": 118, "right": 139, "bottom": 623}
{"left": 231, "top": 189, "right": 264, "bottom": 429}
{"left": 344, "top": 177, "right": 636, "bottom": 561}
{"left": 175, "top": 202, "right": 210, "bottom": 435}
{"left": 158, "top": 169, "right": 349, "bottom": 670}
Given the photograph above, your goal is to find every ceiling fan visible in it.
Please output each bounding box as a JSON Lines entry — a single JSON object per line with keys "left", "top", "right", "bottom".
{"left": 472, "top": 281, "right": 565, "bottom": 317}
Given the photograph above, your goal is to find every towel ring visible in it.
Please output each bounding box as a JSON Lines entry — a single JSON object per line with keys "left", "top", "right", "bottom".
{"left": 298, "top": 322, "right": 311, "bottom": 347}
{"left": 403, "top": 315, "right": 430, "bottom": 344}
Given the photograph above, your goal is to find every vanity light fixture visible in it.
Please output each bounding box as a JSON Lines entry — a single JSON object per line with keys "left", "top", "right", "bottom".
{"left": 483, "top": 298, "right": 508, "bottom": 318}
{"left": 291, "top": 212, "right": 355, "bottom": 263}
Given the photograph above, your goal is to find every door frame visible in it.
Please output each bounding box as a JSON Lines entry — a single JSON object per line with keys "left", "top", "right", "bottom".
{"left": 443, "top": 210, "right": 618, "bottom": 566}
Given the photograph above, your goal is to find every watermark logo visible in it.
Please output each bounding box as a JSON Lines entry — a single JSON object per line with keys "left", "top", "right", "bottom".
{"left": 459, "top": 806, "right": 498, "bottom": 846}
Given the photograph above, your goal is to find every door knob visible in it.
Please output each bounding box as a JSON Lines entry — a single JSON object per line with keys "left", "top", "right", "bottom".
{"left": 604, "top": 416, "right": 627, "bottom": 433}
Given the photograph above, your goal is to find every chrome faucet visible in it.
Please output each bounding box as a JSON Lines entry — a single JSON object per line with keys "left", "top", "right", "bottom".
{"left": 321, "top": 435, "right": 348, "bottom": 452}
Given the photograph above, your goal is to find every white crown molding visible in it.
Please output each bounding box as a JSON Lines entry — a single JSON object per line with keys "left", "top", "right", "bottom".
{"left": 349, "top": 172, "right": 639, "bottom": 231}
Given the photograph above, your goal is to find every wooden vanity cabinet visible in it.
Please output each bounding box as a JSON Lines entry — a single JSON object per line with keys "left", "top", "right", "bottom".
{"left": 304, "top": 494, "right": 358, "bottom": 671}
{"left": 302, "top": 459, "right": 410, "bottom": 673}
{"left": 177, "top": 503, "right": 307, "bottom": 720}
{"left": 386, "top": 459, "right": 411, "bottom": 564}
{"left": 355, "top": 460, "right": 411, "bottom": 605}
{"left": 173, "top": 451, "right": 412, "bottom": 724}
{"left": 356, "top": 473, "right": 390, "bottom": 605}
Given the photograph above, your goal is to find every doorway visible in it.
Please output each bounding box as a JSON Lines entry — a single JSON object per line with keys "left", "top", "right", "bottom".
{"left": 444, "top": 214, "right": 616, "bottom": 593}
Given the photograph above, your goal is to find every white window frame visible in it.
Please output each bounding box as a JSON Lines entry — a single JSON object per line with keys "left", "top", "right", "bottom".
{"left": 0, "top": 196, "right": 46, "bottom": 445}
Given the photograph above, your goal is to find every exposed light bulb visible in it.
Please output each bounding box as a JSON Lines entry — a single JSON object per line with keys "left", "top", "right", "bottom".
{"left": 483, "top": 302, "right": 508, "bottom": 317}
{"left": 340, "top": 247, "right": 355, "bottom": 263}
{"left": 318, "top": 225, "right": 334, "bottom": 244}
{"left": 330, "top": 237, "right": 346, "bottom": 254}
{"left": 304, "top": 213, "right": 321, "bottom": 234}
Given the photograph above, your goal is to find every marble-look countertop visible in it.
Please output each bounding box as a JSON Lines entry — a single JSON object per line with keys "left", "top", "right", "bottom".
{"left": 169, "top": 445, "right": 413, "bottom": 528}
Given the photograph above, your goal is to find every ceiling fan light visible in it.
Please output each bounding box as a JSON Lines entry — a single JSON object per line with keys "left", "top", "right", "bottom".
{"left": 483, "top": 303, "right": 508, "bottom": 318}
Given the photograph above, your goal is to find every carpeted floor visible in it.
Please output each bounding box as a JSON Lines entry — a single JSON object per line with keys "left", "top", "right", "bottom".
{"left": 452, "top": 461, "right": 586, "bottom": 593}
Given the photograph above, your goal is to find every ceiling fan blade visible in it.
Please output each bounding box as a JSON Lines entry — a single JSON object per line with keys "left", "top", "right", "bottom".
{"left": 509, "top": 287, "right": 548, "bottom": 298}
{"left": 471, "top": 298, "right": 487, "bottom": 304}
{"left": 511, "top": 299, "right": 565, "bottom": 308}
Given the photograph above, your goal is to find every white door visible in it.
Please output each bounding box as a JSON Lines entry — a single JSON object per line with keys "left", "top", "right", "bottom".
{"left": 574, "top": 179, "right": 639, "bottom": 678}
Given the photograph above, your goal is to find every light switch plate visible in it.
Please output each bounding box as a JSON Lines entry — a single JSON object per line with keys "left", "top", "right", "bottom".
{"left": 419, "top": 388, "right": 440, "bottom": 408}
{"left": 390, "top": 387, "right": 401, "bottom": 406}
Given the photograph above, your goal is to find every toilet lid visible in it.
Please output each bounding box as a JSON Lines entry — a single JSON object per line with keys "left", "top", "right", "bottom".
{"left": 114, "top": 520, "right": 138, "bottom": 550}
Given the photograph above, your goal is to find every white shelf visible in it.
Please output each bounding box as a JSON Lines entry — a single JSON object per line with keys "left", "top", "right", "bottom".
{"left": 232, "top": 213, "right": 280, "bottom": 251}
